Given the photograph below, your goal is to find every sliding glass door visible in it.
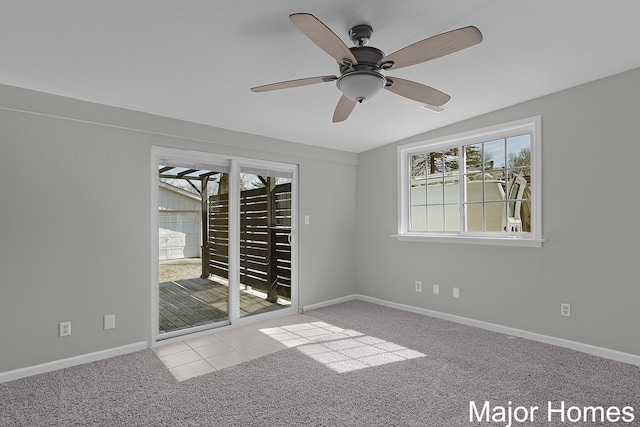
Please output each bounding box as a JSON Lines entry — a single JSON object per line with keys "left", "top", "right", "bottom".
{"left": 236, "top": 165, "right": 293, "bottom": 318}
{"left": 153, "top": 148, "right": 297, "bottom": 340}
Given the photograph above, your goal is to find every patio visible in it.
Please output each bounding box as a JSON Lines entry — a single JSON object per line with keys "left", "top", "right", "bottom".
{"left": 159, "top": 276, "right": 290, "bottom": 334}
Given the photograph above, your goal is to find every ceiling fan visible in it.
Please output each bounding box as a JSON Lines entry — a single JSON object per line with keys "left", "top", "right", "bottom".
{"left": 251, "top": 13, "right": 483, "bottom": 122}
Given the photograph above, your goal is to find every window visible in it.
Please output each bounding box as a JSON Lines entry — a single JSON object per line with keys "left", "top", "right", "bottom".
{"left": 397, "top": 116, "right": 543, "bottom": 246}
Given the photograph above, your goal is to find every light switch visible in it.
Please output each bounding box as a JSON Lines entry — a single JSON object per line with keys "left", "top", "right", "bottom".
{"left": 104, "top": 314, "right": 116, "bottom": 330}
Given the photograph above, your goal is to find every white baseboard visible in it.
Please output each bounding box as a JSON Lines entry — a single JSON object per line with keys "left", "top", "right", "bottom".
{"left": 301, "top": 294, "right": 359, "bottom": 312}
{"left": 306, "top": 294, "right": 640, "bottom": 367}
{"left": 0, "top": 342, "right": 147, "bottom": 384}
{"left": 5, "top": 294, "right": 638, "bottom": 384}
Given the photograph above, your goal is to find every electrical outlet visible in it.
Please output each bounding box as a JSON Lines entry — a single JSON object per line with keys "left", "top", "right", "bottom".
{"left": 59, "top": 321, "right": 71, "bottom": 337}
{"left": 453, "top": 287, "right": 460, "bottom": 299}
{"left": 433, "top": 284, "right": 440, "bottom": 295}
{"left": 561, "top": 303, "right": 571, "bottom": 317}
{"left": 415, "top": 280, "right": 422, "bottom": 292}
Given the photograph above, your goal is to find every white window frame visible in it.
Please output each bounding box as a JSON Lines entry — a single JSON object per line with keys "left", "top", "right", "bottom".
{"left": 397, "top": 116, "right": 544, "bottom": 247}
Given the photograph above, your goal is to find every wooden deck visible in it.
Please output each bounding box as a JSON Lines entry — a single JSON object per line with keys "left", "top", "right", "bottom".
{"left": 159, "top": 278, "right": 289, "bottom": 334}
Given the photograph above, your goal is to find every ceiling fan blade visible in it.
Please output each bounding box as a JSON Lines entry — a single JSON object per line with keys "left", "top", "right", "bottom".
{"left": 332, "top": 95, "right": 357, "bottom": 122}
{"left": 290, "top": 13, "right": 358, "bottom": 65}
{"left": 385, "top": 77, "right": 451, "bottom": 106}
{"left": 251, "top": 75, "right": 337, "bottom": 92}
{"left": 379, "top": 26, "right": 482, "bottom": 70}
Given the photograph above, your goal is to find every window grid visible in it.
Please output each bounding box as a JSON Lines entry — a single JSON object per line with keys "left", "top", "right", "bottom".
{"left": 403, "top": 118, "right": 539, "bottom": 242}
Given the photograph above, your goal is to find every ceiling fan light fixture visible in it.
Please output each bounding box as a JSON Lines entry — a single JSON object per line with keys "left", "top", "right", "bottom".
{"left": 254, "top": 14, "right": 483, "bottom": 122}
{"left": 336, "top": 71, "right": 386, "bottom": 103}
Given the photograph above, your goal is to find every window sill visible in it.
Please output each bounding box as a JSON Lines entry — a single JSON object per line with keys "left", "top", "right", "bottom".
{"left": 393, "top": 233, "right": 545, "bottom": 247}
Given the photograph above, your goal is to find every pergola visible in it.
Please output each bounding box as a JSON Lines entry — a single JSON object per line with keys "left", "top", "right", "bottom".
{"left": 159, "top": 166, "right": 221, "bottom": 280}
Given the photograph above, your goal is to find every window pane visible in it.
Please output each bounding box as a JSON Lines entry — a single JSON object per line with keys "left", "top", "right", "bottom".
{"left": 465, "top": 174, "right": 483, "bottom": 203}
{"left": 518, "top": 199, "right": 532, "bottom": 232}
{"left": 410, "top": 206, "right": 426, "bottom": 231}
{"left": 410, "top": 153, "right": 426, "bottom": 205}
{"left": 428, "top": 205, "right": 444, "bottom": 231}
{"left": 465, "top": 203, "right": 483, "bottom": 232}
{"left": 484, "top": 139, "right": 505, "bottom": 169}
{"left": 484, "top": 179, "right": 505, "bottom": 202}
{"left": 443, "top": 147, "right": 459, "bottom": 172}
{"left": 444, "top": 176, "right": 459, "bottom": 203}
{"left": 426, "top": 181, "right": 444, "bottom": 204}
{"left": 410, "top": 182, "right": 426, "bottom": 206}
{"left": 507, "top": 134, "right": 531, "bottom": 168}
{"left": 427, "top": 152, "right": 443, "bottom": 175}
{"left": 485, "top": 201, "right": 506, "bottom": 232}
{"left": 507, "top": 172, "right": 526, "bottom": 200}
{"left": 411, "top": 154, "right": 426, "bottom": 178}
{"left": 444, "top": 204, "right": 460, "bottom": 231}
{"left": 443, "top": 148, "right": 459, "bottom": 204}
{"left": 465, "top": 144, "right": 482, "bottom": 173}
{"left": 506, "top": 171, "right": 531, "bottom": 233}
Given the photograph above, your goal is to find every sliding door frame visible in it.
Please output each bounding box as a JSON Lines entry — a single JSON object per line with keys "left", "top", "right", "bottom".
{"left": 150, "top": 146, "right": 298, "bottom": 344}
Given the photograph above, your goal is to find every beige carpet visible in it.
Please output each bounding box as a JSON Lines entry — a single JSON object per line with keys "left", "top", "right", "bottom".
{"left": 1, "top": 300, "right": 638, "bottom": 426}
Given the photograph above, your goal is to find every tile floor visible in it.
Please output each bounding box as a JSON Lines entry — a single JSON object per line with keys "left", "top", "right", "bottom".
{"left": 154, "top": 312, "right": 425, "bottom": 381}
{"left": 153, "top": 313, "right": 320, "bottom": 381}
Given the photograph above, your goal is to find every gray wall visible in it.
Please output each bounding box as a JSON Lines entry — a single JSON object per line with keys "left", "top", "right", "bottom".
{"left": 355, "top": 67, "right": 640, "bottom": 356}
{"left": 3, "top": 67, "right": 639, "bottom": 374}
{"left": 0, "top": 85, "right": 357, "bottom": 373}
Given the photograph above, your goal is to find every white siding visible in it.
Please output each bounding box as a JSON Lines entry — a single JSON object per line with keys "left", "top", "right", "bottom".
{"left": 159, "top": 212, "right": 200, "bottom": 260}
{"left": 158, "top": 186, "right": 200, "bottom": 211}
{"left": 158, "top": 186, "right": 201, "bottom": 260}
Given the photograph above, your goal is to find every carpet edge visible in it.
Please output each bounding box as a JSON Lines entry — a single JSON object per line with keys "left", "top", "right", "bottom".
{"left": 306, "top": 294, "right": 640, "bottom": 367}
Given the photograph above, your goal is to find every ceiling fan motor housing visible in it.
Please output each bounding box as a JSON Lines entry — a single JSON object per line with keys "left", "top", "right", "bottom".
{"left": 348, "top": 46, "right": 385, "bottom": 67}
{"left": 336, "top": 45, "right": 387, "bottom": 103}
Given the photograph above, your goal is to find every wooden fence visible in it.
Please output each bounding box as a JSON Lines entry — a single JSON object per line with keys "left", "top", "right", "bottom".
{"left": 208, "top": 182, "right": 292, "bottom": 300}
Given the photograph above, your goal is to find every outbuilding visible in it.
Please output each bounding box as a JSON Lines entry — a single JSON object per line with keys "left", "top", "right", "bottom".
{"left": 158, "top": 182, "right": 201, "bottom": 260}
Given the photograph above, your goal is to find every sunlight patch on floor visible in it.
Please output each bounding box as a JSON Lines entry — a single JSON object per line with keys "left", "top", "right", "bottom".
{"left": 259, "top": 321, "right": 425, "bottom": 373}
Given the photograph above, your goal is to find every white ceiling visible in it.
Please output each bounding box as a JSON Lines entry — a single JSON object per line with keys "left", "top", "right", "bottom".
{"left": 2, "top": 1, "right": 640, "bottom": 153}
